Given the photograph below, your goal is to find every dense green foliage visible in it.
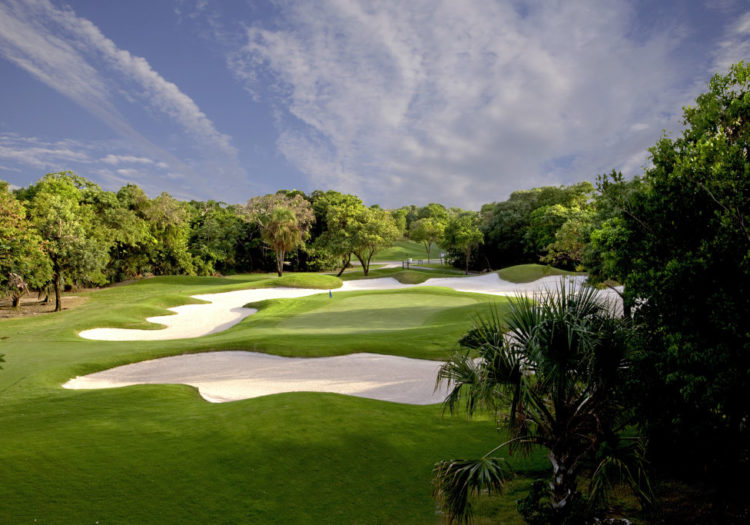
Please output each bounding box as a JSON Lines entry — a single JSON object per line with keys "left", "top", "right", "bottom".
{"left": 442, "top": 213, "right": 484, "bottom": 274}
{"left": 478, "top": 182, "right": 595, "bottom": 271}
{"left": 591, "top": 64, "right": 750, "bottom": 503}
{"left": 0, "top": 186, "right": 51, "bottom": 306}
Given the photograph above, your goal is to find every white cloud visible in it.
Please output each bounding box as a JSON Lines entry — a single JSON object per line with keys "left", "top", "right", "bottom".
{"left": 0, "top": 134, "right": 91, "bottom": 169}
{"left": 0, "top": 133, "right": 193, "bottom": 198}
{"left": 230, "top": 0, "right": 717, "bottom": 208}
{"left": 101, "top": 154, "right": 156, "bottom": 166}
{"left": 0, "top": 0, "right": 244, "bottom": 199}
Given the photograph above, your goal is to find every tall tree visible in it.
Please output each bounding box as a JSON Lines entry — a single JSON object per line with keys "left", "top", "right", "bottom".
{"left": 442, "top": 214, "right": 483, "bottom": 274}
{"left": 312, "top": 192, "right": 365, "bottom": 276}
{"left": 26, "top": 172, "right": 110, "bottom": 311}
{"left": 434, "top": 283, "right": 651, "bottom": 524}
{"left": 244, "top": 192, "right": 314, "bottom": 276}
{"left": 350, "top": 206, "right": 399, "bottom": 276}
{"left": 0, "top": 184, "right": 51, "bottom": 306}
{"left": 187, "top": 200, "right": 244, "bottom": 275}
{"left": 409, "top": 217, "right": 445, "bottom": 263}
{"left": 144, "top": 192, "right": 195, "bottom": 275}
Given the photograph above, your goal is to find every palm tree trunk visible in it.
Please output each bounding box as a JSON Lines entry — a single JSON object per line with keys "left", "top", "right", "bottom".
{"left": 548, "top": 451, "right": 580, "bottom": 522}
{"left": 276, "top": 249, "right": 284, "bottom": 276}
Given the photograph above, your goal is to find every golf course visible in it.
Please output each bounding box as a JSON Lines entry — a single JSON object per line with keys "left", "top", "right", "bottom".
{"left": 0, "top": 267, "right": 569, "bottom": 524}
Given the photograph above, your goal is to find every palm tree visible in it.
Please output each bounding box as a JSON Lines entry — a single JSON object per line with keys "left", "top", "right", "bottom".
{"left": 433, "top": 281, "right": 652, "bottom": 524}
{"left": 262, "top": 207, "right": 302, "bottom": 276}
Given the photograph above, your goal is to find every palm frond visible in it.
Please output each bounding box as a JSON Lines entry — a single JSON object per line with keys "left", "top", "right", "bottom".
{"left": 589, "top": 437, "right": 653, "bottom": 510}
{"left": 433, "top": 457, "right": 512, "bottom": 524}
{"left": 436, "top": 352, "right": 486, "bottom": 415}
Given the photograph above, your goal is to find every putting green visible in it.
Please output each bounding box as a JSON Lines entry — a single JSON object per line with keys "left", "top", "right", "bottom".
{"left": 278, "top": 292, "right": 477, "bottom": 333}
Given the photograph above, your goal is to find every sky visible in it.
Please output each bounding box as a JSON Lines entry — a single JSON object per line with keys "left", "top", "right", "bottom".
{"left": 0, "top": 0, "right": 748, "bottom": 209}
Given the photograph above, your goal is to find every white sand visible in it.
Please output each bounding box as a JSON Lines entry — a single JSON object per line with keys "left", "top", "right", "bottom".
{"left": 79, "top": 273, "right": 620, "bottom": 341}
{"left": 63, "top": 351, "right": 449, "bottom": 405}
{"left": 67, "top": 273, "right": 623, "bottom": 404}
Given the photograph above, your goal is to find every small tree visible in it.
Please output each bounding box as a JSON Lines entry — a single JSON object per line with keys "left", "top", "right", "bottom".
{"left": 433, "top": 282, "right": 652, "bottom": 524}
{"left": 409, "top": 217, "right": 445, "bottom": 263}
{"left": 312, "top": 192, "right": 365, "bottom": 276}
{"left": 442, "top": 214, "right": 483, "bottom": 274}
{"left": 350, "top": 207, "right": 399, "bottom": 276}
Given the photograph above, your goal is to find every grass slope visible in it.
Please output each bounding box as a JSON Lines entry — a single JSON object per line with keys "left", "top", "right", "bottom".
{"left": 0, "top": 274, "right": 546, "bottom": 524}
{"left": 340, "top": 267, "right": 462, "bottom": 284}
{"left": 374, "top": 239, "right": 442, "bottom": 261}
{"left": 498, "top": 263, "right": 579, "bottom": 283}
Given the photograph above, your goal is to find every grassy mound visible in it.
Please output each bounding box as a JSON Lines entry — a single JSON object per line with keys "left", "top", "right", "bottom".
{"left": 340, "top": 267, "right": 461, "bottom": 284}
{"left": 373, "top": 239, "right": 442, "bottom": 261}
{"left": 272, "top": 273, "right": 343, "bottom": 289}
{"left": 498, "top": 264, "right": 579, "bottom": 283}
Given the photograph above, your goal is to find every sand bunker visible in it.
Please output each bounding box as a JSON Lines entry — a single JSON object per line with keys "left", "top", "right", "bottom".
{"left": 63, "top": 352, "right": 449, "bottom": 405}
{"left": 67, "top": 274, "right": 622, "bottom": 405}
{"left": 79, "top": 273, "right": 611, "bottom": 341}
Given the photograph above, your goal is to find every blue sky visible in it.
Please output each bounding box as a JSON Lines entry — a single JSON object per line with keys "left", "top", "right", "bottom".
{"left": 0, "top": 0, "right": 748, "bottom": 208}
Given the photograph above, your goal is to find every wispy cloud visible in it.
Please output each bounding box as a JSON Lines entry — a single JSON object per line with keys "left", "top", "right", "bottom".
{"left": 101, "top": 154, "right": 156, "bottom": 166}
{"left": 0, "top": 132, "right": 193, "bottom": 198}
{"left": 230, "top": 0, "right": 738, "bottom": 208}
{"left": 0, "top": 134, "right": 91, "bottom": 169}
{"left": 714, "top": 11, "right": 750, "bottom": 72}
{"left": 0, "top": 0, "right": 244, "bottom": 199}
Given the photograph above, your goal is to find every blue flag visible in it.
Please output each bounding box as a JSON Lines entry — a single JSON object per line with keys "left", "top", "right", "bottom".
{"left": 329, "top": 290, "right": 333, "bottom": 298}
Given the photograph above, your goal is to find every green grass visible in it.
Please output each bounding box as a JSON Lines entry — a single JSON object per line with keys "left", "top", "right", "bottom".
{"left": 0, "top": 273, "right": 549, "bottom": 523}
{"left": 374, "top": 239, "right": 443, "bottom": 261}
{"left": 498, "top": 263, "right": 580, "bottom": 283}
{"left": 270, "top": 272, "right": 343, "bottom": 289}
{"left": 340, "top": 267, "right": 462, "bottom": 284}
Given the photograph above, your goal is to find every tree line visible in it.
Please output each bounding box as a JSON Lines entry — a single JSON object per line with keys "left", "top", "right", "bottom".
{"left": 0, "top": 167, "right": 636, "bottom": 313}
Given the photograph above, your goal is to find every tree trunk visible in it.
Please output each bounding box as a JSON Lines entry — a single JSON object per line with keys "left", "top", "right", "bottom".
{"left": 548, "top": 451, "right": 580, "bottom": 523}
{"left": 54, "top": 272, "right": 62, "bottom": 312}
{"left": 425, "top": 242, "right": 432, "bottom": 264}
{"left": 464, "top": 249, "right": 470, "bottom": 275}
{"left": 336, "top": 253, "right": 352, "bottom": 277}
{"left": 276, "top": 249, "right": 284, "bottom": 276}
{"left": 12, "top": 295, "right": 21, "bottom": 309}
{"left": 354, "top": 252, "right": 369, "bottom": 276}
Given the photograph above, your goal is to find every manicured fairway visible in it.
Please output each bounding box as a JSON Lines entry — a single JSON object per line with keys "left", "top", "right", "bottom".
{"left": 0, "top": 273, "right": 543, "bottom": 523}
